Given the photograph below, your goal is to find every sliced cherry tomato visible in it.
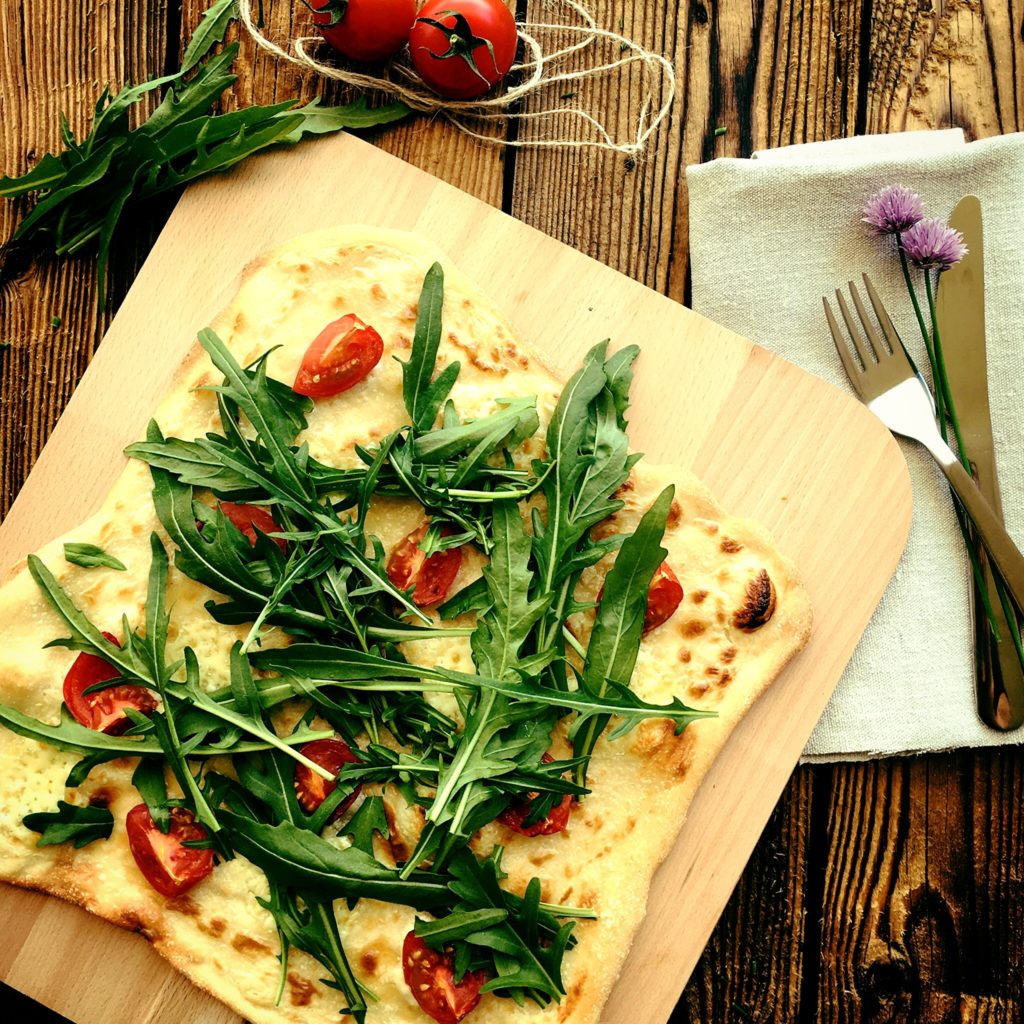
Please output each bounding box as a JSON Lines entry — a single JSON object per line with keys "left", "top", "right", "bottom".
{"left": 293, "top": 738, "right": 362, "bottom": 820}
{"left": 219, "top": 502, "right": 287, "bottom": 553}
{"left": 309, "top": 0, "right": 417, "bottom": 63}
{"left": 497, "top": 753, "right": 572, "bottom": 838}
{"left": 386, "top": 522, "right": 464, "bottom": 606}
{"left": 63, "top": 632, "right": 157, "bottom": 735}
{"left": 597, "top": 560, "right": 684, "bottom": 635}
{"left": 643, "top": 561, "right": 684, "bottom": 632}
{"left": 292, "top": 314, "right": 384, "bottom": 399}
{"left": 125, "top": 804, "right": 214, "bottom": 899}
{"left": 409, "top": 0, "right": 518, "bottom": 100}
{"left": 402, "top": 931, "right": 487, "bottom": 1024}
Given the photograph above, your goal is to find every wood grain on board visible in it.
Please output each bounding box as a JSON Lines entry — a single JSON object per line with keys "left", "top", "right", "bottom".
{"left": 1, "top": 2, "right": 1021, "bottom": 1023}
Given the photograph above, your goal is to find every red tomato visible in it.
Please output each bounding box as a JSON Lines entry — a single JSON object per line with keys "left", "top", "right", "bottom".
{"left": 643, "top": 561, "right": 684, "bottom": 632}
{"left": 497, "top": 753, "right": 572, "bottom": 838}
{"left": 597, "top": 560, "right": 684, "bottom": 634}
{"left": 293, "top": 738, "right": 362, "bottom": 820}
{"left": 402, "top": 931, "right": 487, "bottom": 1024}
{"left": 63, "top": 632, "right": 157, "bottom": 735}
{"left": 386, "top": 522, "right": 463, "bottom": 606}
{"left": 219, "top": 502, "right": 287, "bottom": 553}
{"left": 125, "top": 804, "right": 214, "bottom": 899}
{"left": 292, "top": 314, "right": 384, "bottom": 398}
{"left": 409, "top": 0, "right": 518, "bottom": 100}
{"left": 309, "top": 0, "right": 417, "bottom": 63}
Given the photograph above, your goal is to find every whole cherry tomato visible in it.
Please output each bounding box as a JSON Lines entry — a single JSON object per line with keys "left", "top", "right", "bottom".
{"left": 293, "top": 737, "right": 362, "bottom": 820}
{"left": 597, "top": 560, "right": 684, "bottom": 635}
{"left": 125, "top": 804, "right": 214, "bottom": 899}
{"left": 308, "top": 0, "right": 417, "bottom": 63}
{"left": 293, "top": 314, "right": 384, "bottom": 399}
{"left": 63, "top": 632, "right": 157, "bottom": 735}
{"left": 409, "top": 0, "right": 518, "bottom": 100}
{"left": 219, "top": 502, "right": 287, "bottom": 553}
{"left": 402, "top": 931, "right": 488, "bottom": 1024}
{"left": 497, "top": 753, "right": 573, "bottom": 837}
{"left": 386, "top": 522, "right": 464, "bottom": 607}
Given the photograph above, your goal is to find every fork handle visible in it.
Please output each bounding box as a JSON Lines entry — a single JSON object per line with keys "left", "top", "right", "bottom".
{"left": 929, "top": 442, "right": 1024, "bottom": 614}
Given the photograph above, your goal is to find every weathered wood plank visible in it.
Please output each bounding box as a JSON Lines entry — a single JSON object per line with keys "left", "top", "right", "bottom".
{"left": 863, "top": 0, "right": 1024, "bottom": 137}
{"left": 672, "top": 770, "right": 816, "bottom": 1023}
{"left": 0, "top": 0, "right": 171, "bottom": 519}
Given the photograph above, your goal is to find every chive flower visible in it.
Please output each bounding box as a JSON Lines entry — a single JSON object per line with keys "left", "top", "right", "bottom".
{"left": 901, "top": 217, "right": 968, "bottom": 271}
{"left": 862, "top": 185, "right": 925, "bottom": 235}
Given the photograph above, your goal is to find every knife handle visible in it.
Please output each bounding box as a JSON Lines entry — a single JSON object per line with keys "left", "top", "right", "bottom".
{"left": 936, "top": 457, "right": 1024, "bottom": 614}
{"left": 970, "top": 528, "right": 1024, "bottom": 730}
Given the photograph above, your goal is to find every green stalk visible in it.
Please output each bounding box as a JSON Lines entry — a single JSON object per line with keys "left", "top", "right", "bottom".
{"left": 925, "top": 271, "right": 970, "bottom": 468}
{"left": 897, "top": 238, "right": 945, "bottom": 425}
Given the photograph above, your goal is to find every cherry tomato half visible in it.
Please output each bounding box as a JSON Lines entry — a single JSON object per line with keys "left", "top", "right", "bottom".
{"left": 293, "top": 314, "right": 384, "bottom": 399}
{"left": 293, "top": 738, "right": 362, "bottom": 820}
{"left": 219, "top": 502, "right": 287, "bottom": 553}
{"left": 403, "top": 931, "right": 488, "bottom": 1024}
{"left": 643, "top": 561, "right": 684, "bottom": 632}
{"left": 409, "top": 0, "right": 518, "bottom": 100}
{"left": 63, "top": 632, "right": 157, "bottom": 735}
{"left": 497, "top": 753, "right": 573, "bottom": 838}
{"left": 386, "top": 522, "right": 464, "bottom": 607}
{"left": 125, "top": 804, "right": 214, "bottom": 899}
{"left": 597, "top": 560, "right": 684, "bottom": 635}
{"left": 309, "top": 0, "right": 417, "bottom": 63}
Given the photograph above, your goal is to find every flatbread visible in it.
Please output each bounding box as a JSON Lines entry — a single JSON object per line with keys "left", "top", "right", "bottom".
{"left": 0, "top": 228, "right": 812, "bottom": 1024}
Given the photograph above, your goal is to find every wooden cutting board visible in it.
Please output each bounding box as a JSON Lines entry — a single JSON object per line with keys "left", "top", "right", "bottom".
{"left": 0, "top": 132, "right": 911, "bottom": 1024}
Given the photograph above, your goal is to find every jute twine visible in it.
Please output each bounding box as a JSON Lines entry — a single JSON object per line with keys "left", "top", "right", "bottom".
{"left": 238, "top": 0, "right": 675, "bottom": 155}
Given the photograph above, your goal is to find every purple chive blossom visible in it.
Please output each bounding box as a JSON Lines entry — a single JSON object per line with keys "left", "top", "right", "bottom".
{"left": 862, "top": 185, "right": 925, "bottom": 235}
{"left": 901, "top": 217, "right": 968, "bottom": 271}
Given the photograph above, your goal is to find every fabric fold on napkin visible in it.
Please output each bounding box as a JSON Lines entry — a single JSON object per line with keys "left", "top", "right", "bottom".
{"left": 686, "top": 130, "right": 1024, "bottom": 761}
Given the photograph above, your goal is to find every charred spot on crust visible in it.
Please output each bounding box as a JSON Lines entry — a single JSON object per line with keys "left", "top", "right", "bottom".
{"left": 733, "top": 569, "right": 777, "bottom": 631}
{"left": 720, "top": 537, "right": 743, "bottom": 553}
{"left": 690, "top": 589, "right": 709, "bottom": 604}
{"left": 370, "top": 283, "right": 386, "bottom": 301}
{"left": 721, "top": 645, "right": 737, "bottom": 663}
{"left": 681, "top": 620, "right": 707, "bottom": 637}
{"left": 678, "top": 648, "right": 692, "bottom": 663}
{"left": 197, "top": 916, "right": 227, "bottom": 938}
{"left": 667, "top": 500, "right": 683, "bottom": 528}
{"left": 360, "top": 951, "right": 379, "bottom": 976}
{"left": 232, "top": 934, "right": 272, "bottom": 955}
{"left": 88, "top": 788, "right": 116, "bottom": 809}
{"left": 287, "top": 972, "right": 317, "bottom": 1007}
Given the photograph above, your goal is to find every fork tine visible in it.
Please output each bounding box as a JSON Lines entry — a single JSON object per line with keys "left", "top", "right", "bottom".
{"left": 823, "top": 297, "right": 864, "bottom": 395}
{"left": 835, "top": 288, "right": 875, "bottom": 368}
{"left": 862, "top": 274, "right": 897, "bottom": 356}
{"left": 848, "top": 280, "right": 887, "bottom": 361}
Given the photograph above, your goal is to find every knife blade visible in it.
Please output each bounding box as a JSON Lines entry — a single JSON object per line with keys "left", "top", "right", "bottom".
{"left": 937, "top": 195, "right": 1024, "bottom": 730}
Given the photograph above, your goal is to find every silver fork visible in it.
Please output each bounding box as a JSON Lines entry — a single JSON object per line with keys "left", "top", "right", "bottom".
{"left": 825, "top": 274, "right": 1024, "bottom": 610}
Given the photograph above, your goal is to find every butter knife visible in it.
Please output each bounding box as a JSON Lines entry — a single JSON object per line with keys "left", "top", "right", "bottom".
{"left": 937, "top": 195, "right": 1024, "bottom": 730}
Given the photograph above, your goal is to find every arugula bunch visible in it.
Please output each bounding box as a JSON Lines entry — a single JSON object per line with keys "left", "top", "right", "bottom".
{"left": 1, "top": 262, "right": 715, "bottom": 1019}
{"left": 0, "top": 0, "right": 408, "bottom": 302}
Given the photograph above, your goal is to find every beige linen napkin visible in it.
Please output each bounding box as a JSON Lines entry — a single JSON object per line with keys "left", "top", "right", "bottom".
{"left": 686, "top": 130, "right": 1024, "bottom": 760}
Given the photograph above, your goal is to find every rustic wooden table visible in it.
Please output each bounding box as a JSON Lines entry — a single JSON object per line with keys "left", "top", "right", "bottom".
{"left": 1, "top": 2, "right": 1022, "bottom": 1022}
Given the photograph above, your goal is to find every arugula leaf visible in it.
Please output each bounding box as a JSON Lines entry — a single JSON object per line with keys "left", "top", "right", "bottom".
{"left": 258, "top": 885, "right": 368, "bottom": 1022}
{"left": 400, "top": 264, "right": 459, "bottom": 432}
{"left": 181, "top": 0, "right": 238, "bottom": 73}
{"left": 63, "top": 542, "right": 126, "bottom": 571}
{"left": 221, "top": 812, "right": 452, "bottom": 911}
{"left": 23, "top": 801, "right": 113, "bottom": 849}
{"left": 0, "top": 2, "right": 409, "bottom": 302}
{"left": 132, "top": 758, "right": 171, "bottom": 833}
{"left": 338, "top": 796, "right": 389, "bottom": 856}
{"left": 570, "top": 486, "right": 678, "bottom": 783}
